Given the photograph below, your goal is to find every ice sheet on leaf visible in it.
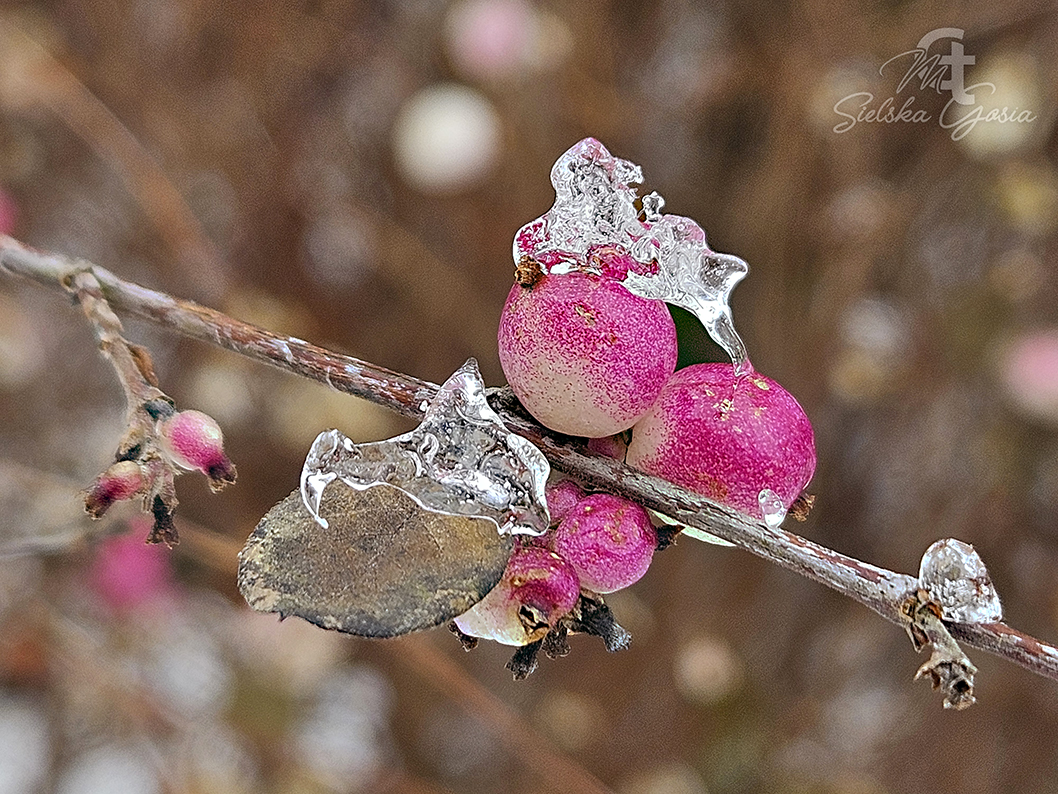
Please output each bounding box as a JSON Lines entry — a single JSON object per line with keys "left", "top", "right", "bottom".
{"left": 300, "top": 358, "right": 550, "bottom": 536}
{"left": 514, "top": 137, "right": 751, "bottom": 374}
{"left": 918, "top": 538, "right": 1002, "bottom": 624}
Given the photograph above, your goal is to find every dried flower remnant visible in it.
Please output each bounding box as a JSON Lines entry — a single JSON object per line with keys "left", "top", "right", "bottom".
{"left": 918, "top": 538, "right": 1003, "bottom": 624}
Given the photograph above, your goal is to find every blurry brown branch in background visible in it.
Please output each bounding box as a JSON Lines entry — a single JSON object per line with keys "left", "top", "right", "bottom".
{"left": 0, "top": 18, "right": 230, "bottom": 299}
{"left": 2, "top": 234, "right": 1057, "bottom": 709}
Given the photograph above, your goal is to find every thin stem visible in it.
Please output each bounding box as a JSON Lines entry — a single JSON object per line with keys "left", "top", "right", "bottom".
{"left": 3, "top": 234, "right": 1057, "bottom": 688}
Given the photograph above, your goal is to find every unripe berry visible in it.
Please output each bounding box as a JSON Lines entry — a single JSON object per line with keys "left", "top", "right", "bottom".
{"left": 627, "top": 363, "right": 815, "bottom": 519}
{"left": 545, "top": 479, "right": 585, "bottom": 524}
{"left": 498, "top": 271, "right": 678, "bottom": 438}
{"left": 158, "top": 409, "right": 236, "bottom": 485}
{"left": 454, "top": 546, "right": 580, "bottom": 646}
{"left": 84, "top": 460, "right": 146, "bottom": 518}
{"left": 552, "top": 493, "right": 657, "bottom": 593}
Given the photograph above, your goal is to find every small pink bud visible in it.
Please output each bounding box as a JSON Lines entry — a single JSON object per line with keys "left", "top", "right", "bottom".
{"left": 454, "top": 546, "right": 580, "bottom": 646}
{"left": 83, "top": 460, "right": 146, "bottom": 518}
{"left": 0, "top": 187, "right": 18, "bottom": 236}
{"left": 158, "top": 409, "right": 236, "bottom": 486}
{"left": 545, "top": 479, "right": 585, "bottom": 524}
{"left": 552, "top": 493, "right": 656, "bottom": 593}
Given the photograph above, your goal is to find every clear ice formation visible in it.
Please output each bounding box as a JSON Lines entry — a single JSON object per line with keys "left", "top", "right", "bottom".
{"left": 918, "top": 538, "right": 1003, "bottom": 624}
{"left": 757, "top": 489, "right": 787, "bottom": 528}
{"left": 514, "top": 137, "right": 752, "bottom": 374}
{"left": 300, "top": 358, "right": 551, "bottom": 536}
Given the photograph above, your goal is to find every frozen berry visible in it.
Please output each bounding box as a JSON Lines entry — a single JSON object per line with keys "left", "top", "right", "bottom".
{"left": 157, "top": 409, "right": 236, "bottom": 486}
{"left": 552, "top": 493, "right": 656, "bottom": 593}
{"left": 627, "top": 363, "right": 815, "bottom": 519}
{"left": 498, "top": 271, "right": 677, "bottom": 438}
{"left": 453, "top": 546, "right": 580, "bottom": 646}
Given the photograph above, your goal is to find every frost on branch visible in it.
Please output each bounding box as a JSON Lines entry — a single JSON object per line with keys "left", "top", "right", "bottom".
{"left": 513, "top": 136, "right": 752, "bottom": 373}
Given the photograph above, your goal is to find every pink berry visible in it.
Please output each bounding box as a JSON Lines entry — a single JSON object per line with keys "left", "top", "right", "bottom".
{"left": 454, "top": 546, "right": 580, "bottom": 646}
{"left": 498, "top": 271, "right": 678, "bottom": 437}
{"left": 90, "top": 524, "right": 175, "bottom": 613}
{"left": 158, "top": 409, "right": 236, "bottom": 484}
{"left": 552, "top": 493, "right": 656, "bottom": 593}
{"left": 83, "top": 460, "right": 146, "bottom": 518}
{"left": 545, "top": 479, "right": 585, "bottom": 523}
{"left": 627, "top": 363, "right": 816, "bottom": 518}
{"left": 586, "top": 433, "right": 628, "bottom": 460}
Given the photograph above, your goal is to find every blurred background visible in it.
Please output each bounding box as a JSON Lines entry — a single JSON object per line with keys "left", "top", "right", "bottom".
{"left": 0, "top": 1, "right": 1056, "bottom": 792}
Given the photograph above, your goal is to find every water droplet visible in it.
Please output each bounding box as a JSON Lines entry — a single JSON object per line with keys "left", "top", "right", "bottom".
{"left": 757, "top": 489, "right": 786, "bottom": 528}
{"left": 513, "top": 138, "right": 751, "bottom": 371}
{"left": 918, "top": 538, "right": 1003, "bottom": 623}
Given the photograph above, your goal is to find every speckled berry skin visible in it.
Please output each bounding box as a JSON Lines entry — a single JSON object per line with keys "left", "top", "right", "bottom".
{"left": 453, "top": 546, "right": 580, "bottom": 646}
{"left": 498, "top": 272, "right": 678, "bottom": 438}
{"left": 552, "top": 493, "right": 657, "bottom": 593}
{"left": 627, "top": 363, "right": 816, "bottom": 517}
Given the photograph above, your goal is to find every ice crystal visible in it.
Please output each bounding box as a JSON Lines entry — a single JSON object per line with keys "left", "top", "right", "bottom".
{"left": 514, "top": 137, "right": 751, "bottom": 373}
{"left": 300, "top": 359, "right": 550, "bottom": 535}
{"left": 918, "top": 538, "right": 1002, "bottom": 624}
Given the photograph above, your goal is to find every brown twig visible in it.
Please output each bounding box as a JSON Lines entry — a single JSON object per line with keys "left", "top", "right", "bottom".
{"left": 3, "top": 234, "right": 1058, "bottom": 696}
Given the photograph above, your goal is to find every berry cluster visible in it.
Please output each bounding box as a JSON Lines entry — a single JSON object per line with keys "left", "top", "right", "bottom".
{"left": 464, "top": 138, "right": 817, "bottom": 676}
{"left": 451, "top": 479, "right": 659, "bottom": 677}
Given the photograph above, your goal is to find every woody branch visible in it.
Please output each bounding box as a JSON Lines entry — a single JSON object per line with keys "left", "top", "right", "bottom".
{"left": 2, "top": 234, "right": 1056, "bottom": 703}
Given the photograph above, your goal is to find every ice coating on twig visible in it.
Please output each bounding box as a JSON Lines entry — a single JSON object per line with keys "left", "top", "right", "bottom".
{"left": 300, "top": 358, "right": 550, "bottom": 535}
{"left": 513, "top": 137, "right": 751, "bottom": 374}
{"left": 918, "top": 538, "right": 1003, "bottom": 624}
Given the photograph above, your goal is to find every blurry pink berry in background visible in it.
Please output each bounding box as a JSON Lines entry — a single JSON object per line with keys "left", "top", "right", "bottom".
{"left": 0, "top": 188, "right": 18, "bottom": 235}
{"left": 90, "top": 523, "right": 175, "bottom": 613}
{"left": 999, "top": 330, "right": 1058, "bottom": 423}
{"left": 445, "top": 0, "right": 535, "bottom": 81}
